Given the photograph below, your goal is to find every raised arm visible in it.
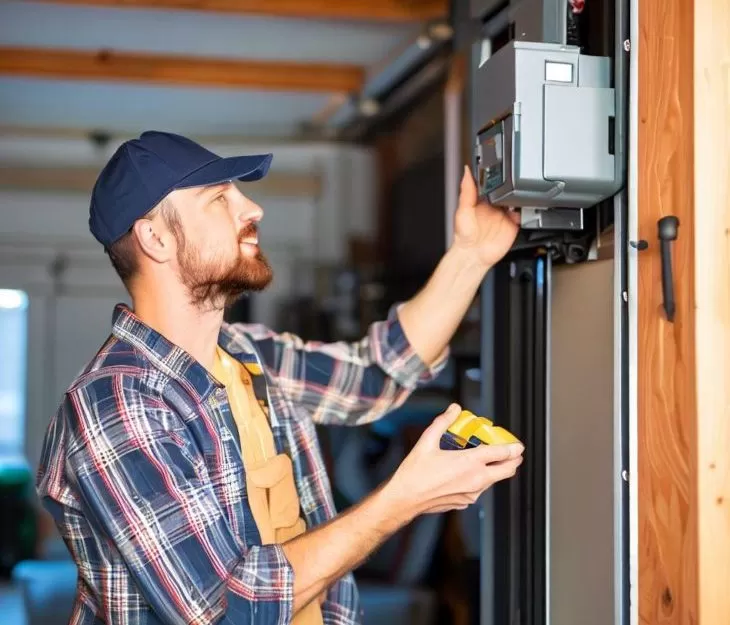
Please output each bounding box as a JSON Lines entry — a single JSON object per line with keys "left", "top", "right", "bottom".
{"left": 241, "top": 169, "right": 519, "bottom": 426}
{"left": 396, "top": 167, "right": 520, "bottom": 365}
{"left": 239, "top": 303, "right": 448, "bottom": 426}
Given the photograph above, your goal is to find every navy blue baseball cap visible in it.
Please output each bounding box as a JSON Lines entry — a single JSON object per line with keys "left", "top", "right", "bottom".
{"left": 89, "top": 130, "right": 273, "bottom": 248}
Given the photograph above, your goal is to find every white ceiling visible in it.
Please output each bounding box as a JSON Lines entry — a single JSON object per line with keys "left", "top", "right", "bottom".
{"left": 0, "top": 78, "right": 334, "bottom": 137}
{"left": 0, "top": 1, "right": 426, "bottom": 140}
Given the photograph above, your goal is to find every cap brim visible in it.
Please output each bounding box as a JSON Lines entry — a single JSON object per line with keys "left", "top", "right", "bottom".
{"left": 176, "top": 153, "right": 273, "bottom": 189}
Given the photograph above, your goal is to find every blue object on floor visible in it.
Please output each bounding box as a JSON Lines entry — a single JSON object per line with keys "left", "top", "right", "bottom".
{"left": 0, "top": 583, "right": 28, "bottom": 625}
{"left": 12, "top": 560, "right": 76, "bottom": 625}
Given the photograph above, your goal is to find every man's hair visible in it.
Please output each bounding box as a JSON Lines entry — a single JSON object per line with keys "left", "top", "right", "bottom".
{"left": 107, "top": 199, "right": 179, "bottom": 286}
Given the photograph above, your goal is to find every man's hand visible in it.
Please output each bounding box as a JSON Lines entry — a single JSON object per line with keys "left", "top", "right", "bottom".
{"left": 281, "top": 403, "right": 523, "bottom": 615}
{"left": 384, "top": 403, "right": 524, "bottom": 517}
{"left": 452, "top": 166, "right": 521, "bottom": 270}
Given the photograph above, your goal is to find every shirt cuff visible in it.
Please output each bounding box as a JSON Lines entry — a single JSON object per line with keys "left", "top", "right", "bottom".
{"left": 229, "top": 543, "right": 294, "bottom": 624}
{"left": 369, "top": 303, "right": 450, "bottom": 390}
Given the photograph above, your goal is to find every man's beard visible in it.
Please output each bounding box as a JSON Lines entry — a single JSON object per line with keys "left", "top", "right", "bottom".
{"left": 175, "top": 222, "right": 273, "bottom": 309}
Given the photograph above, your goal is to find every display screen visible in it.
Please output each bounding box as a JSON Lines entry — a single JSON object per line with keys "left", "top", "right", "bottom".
{"left": 545, "top": 61, "right": 574, "bottom": 83}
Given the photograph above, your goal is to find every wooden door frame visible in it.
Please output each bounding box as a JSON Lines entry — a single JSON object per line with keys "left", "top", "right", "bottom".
{"left": 635, "top": 0, "right": 730, "bottom": 623}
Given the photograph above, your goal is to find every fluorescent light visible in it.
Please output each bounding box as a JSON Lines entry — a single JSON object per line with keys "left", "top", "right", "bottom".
{"left": 416, "top": 34, "right": 432, "bottom": 50}
{"left": 428, "top": 22, "right": 454, "bottom": 42}
{"left": 359, "top": 98, "right": 380, "bottom": 116}
{"left": 0, "top": 289, "right": 28, "bottom": 310}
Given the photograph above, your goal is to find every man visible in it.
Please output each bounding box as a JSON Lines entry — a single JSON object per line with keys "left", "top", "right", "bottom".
{"left": 37, "top": 131, "right": 524, "bottom": 625}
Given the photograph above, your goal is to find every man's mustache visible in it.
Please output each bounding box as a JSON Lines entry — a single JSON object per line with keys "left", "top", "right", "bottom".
{"left": 238, "top": 223, "right": 259, "bottom": 242}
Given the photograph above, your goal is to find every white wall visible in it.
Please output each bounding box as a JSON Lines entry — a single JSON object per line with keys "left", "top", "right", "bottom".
{"left": 0, "top": 135, "right": 377, "bottom": 470}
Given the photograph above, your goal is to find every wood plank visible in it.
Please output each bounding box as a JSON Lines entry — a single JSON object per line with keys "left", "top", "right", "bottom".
{"left": 0, "top": 165, "right": 321, "bottom": 198}
{"left": 0, "top": 46, "right": 364, "bottom": 94}
{"left": 637, "top": 0, "right": 698, "bottom": 623}
{"left": 38, "top": 0, "right": 447, "bottom": 22}
{"left": 694, "top": 1, "right": 730, "bottom": 623}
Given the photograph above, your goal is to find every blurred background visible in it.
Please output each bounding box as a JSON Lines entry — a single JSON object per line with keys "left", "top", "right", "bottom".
{"left": 0, "top": 1, "right": 485, "bottom": 624}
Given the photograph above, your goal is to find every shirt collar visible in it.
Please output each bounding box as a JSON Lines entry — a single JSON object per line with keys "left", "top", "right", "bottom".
{"left": 110, "top": 303, "right": 258, "bottom": 401}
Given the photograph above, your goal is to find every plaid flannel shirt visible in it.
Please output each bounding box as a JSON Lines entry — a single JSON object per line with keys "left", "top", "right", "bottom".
{"left": 37, "top": 303, "right": 447, "bottom": 625}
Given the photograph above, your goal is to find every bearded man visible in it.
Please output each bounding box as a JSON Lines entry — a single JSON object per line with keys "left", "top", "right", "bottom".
{"left": 37, "top": 131, "right": 524, "bottom": 625}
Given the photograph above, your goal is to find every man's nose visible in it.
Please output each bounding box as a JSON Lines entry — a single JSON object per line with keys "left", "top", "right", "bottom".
{"left": 231, "top": 189, "right": 264, "bottom": 224}
{"left": 238, "top": 205, "right": 263, "bottom": 227}
{"left": 246, "top": 203, "right": 264, "bottom": 222}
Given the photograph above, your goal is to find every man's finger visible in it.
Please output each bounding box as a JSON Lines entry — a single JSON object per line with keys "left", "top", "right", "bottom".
{"left": 483, "top": 456, "right": 524, "bottom": 483}
{"left": 470, "top": 441, "right": 524, "bottom": 464}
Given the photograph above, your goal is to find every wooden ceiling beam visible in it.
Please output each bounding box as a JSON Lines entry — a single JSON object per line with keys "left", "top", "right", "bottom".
{"left": 37, "top": 0, "right": 448, "bottom": 22}
{"left": 0, "top": 125, "right": 320, "bottom": 145}
{"left": 0, "top": 46, "right": 365, "bottom": 94}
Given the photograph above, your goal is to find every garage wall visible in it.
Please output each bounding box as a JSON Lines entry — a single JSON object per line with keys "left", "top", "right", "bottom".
{"left": 549, "top": 259, "right": 618, "bottom": 625}
{"left": 0, "top": 135, "right": 377, "bottom": 471}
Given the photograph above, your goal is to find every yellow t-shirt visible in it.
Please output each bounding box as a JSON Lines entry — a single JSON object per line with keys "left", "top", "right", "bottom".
{"left": 213, "top": 347, "right": 324, "bottom": 625}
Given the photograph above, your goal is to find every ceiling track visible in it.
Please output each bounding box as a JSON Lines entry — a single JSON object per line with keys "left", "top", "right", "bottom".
{"left": 340, "top": 51, "right": 452, "bottom": 142}
{"left": 310, "top": 20, "right": 455, "bottom": 141}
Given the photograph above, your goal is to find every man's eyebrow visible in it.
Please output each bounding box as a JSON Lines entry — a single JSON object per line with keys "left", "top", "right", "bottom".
{"left": 195, "top": 183, "right": 229, "bottom": 197}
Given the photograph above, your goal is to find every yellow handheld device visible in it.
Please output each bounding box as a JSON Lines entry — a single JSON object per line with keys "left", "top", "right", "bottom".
{"left": 440, "top": 410, "right": 520, "bottom": 450}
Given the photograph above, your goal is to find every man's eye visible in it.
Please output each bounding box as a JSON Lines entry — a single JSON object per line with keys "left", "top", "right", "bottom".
{"left": 215, "top": 195, "right": 227, "bottom": 204}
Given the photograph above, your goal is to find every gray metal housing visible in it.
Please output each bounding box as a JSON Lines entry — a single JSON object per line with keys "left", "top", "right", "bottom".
{"left": 473, "top": 41, "right": 619, "bottom": 209}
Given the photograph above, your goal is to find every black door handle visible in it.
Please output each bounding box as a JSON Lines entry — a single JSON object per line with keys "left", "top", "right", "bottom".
{"left": 658, "top": 216, "right": 679, "bottom": 322}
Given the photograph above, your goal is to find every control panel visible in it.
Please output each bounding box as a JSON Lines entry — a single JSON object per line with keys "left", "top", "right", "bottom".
{"left": 473, "top": 41, "right": 622, "bottom": 228}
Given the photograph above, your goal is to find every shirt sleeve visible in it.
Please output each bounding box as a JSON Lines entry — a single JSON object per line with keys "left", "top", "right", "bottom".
{"left": 64, "top": 375, "right": 294, "bottom": 625}
{"left": 239, "top": 303, "right": 449, "bottom": 426}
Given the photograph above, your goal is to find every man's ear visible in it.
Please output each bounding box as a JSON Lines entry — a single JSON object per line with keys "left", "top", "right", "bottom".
{"left": 132, "top": 217, "right": 175, "bottom": 265}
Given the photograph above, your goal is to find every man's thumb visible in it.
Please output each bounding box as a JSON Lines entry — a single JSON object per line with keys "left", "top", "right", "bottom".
{"left": 459, "top": 165, "right": 478, "bottom": 209}
{"left": 422, "top": 403, "right": 462, "bottom": 447}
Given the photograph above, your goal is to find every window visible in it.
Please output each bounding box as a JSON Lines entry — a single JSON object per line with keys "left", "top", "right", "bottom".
{"left": 0, "top": 289, "right": 29, "bottom": 458}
